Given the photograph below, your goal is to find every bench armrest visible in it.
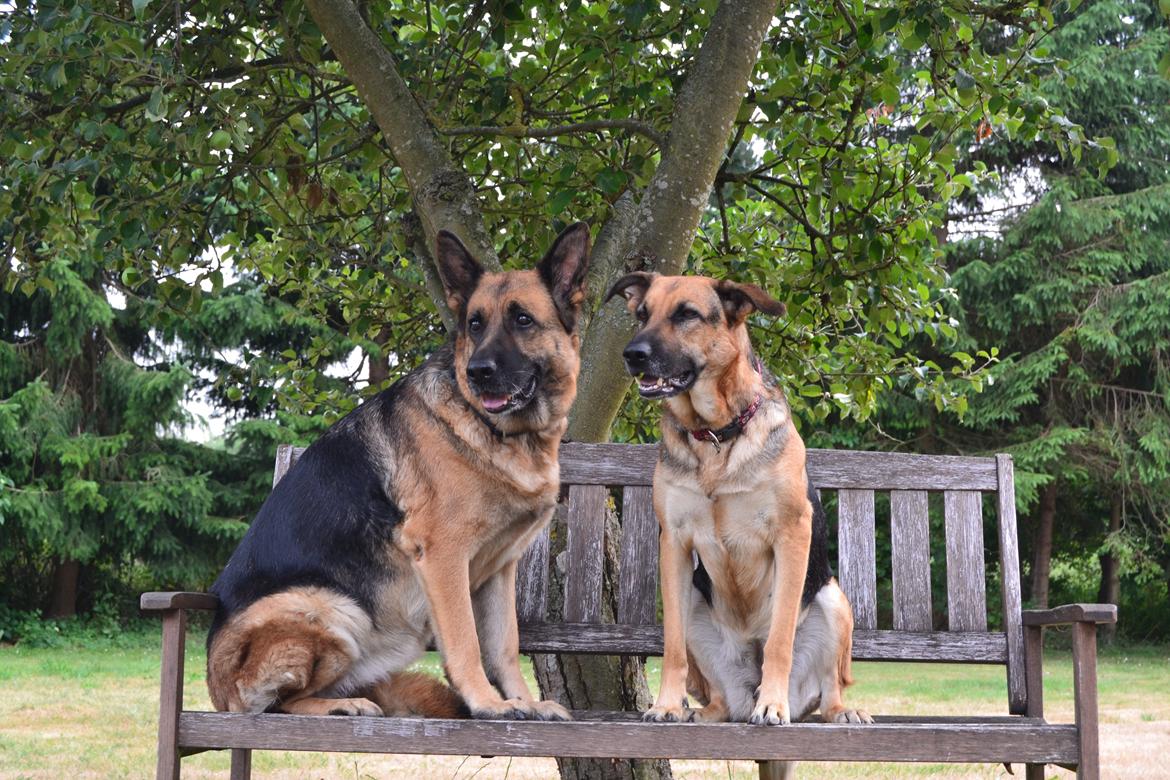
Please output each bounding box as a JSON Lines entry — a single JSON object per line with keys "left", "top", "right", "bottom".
{"left": 1021, "top": 603, "right": 1116, "bottom": 626}
{"left": 140, "top": 591, "right": 219, "bottom": 612}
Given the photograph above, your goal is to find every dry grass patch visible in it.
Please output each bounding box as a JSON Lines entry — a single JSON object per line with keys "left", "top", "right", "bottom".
{"left": 1, "top": 633, "right": 1166, "bottom": 779}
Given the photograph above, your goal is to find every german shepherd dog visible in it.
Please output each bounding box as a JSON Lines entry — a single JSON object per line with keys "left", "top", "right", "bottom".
{"left": 206, "top": 223, "right": 591, "bottom": 721}
{"left": 607, "top": 272, "right": 870, "bottom": 728}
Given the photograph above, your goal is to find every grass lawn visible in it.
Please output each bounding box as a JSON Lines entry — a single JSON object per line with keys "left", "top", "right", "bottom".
{"left": 1, "top": 629, "right": 1166, "bottom": 779}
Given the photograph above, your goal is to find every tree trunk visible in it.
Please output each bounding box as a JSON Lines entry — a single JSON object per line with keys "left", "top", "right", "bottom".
{"left": 301, "top": 4, "right": 781, "bottom": 776}
{"left": 303, "top": 0, "right": 501, "bottom": 273}
{"left": 1096, "top": 494, "right": 1122, "bottom": 644}
{"left": 1030, "top": 482, "right": 1056, "bottom": 609}
{"left": 531, "top": 504, "right": 670, "bottom": 780}
{"left": 44, "top": 558, "right": 80, "bottom": 619}
{"left": 572, "top": 0, "right": 783, "bottom": 438}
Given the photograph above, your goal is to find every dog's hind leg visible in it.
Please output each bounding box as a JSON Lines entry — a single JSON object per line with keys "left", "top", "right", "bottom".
{"left": 207, "top": 588, "right": 381, "bottom": 716}
{"left": 685, "top": 596, "right": 758, "bottom": 722}
{"left": 797, "top": 581, "right": 871, "bottom": 724}
{"left": 361, "top": 672, "right": 467, "bottom": 718}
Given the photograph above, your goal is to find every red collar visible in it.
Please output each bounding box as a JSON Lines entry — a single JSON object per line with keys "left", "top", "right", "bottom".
{"left": 689, "top": 356, "right": 766, "bottom": 451}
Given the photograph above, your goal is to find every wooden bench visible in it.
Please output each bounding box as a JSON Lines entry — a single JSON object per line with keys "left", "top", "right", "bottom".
{"left": 143, "top": 443, "right": 1115, "bottom": 779}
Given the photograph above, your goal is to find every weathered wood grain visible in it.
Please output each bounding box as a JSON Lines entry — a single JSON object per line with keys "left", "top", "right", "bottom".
{"left": 1071, "top": 621, "right": 1100, "bottom": 779}
{"left": 515, "top": 524, "right": 551, "bottom": 624}
{"left": 944, "top": 490, "right": 988, "bottom": 632}
{"left": 618, "top": 486, "right": 659, "bottom": 626}
{"left": 558, "top": 443, "right": 1000, "bottom": 491}
{"left": 807, "top": 450, "right": 1000, "bottom": 491}
{"left": 838, "top": 489, "right": 877, "bottom": 630}
{"left": 563, "top": 484, "right": 607, "bottom": 624}
{"left": 140, "top": 592, "right": 219, "bottom": 612}
{"left": 156, "top": 610, "right": 186, "bottom": 780}
{"left": 1025, "top": 625, "right": 1044, "bottom": 719}
{"left": 229, "top": 749, "right": 251, "bottom": 780}
{"left": 1021, "top": 604, "right": 1118, "bottom": 626}
{"left": 996, "top": 454, "right": 1027, "bottom": 714}
{"left": 176, "top": 712, "right": 1078, "bottom": 764}
{"left": 273, "top": 443, "right": 299, "bottom": 487}
{"left": 517, "top": 624, "right": 1008, "bottom": 663}
{"left": 561, "top": 443, "right": 658, "bottom": 485}
{"left": 890, "top": 490, "right": 933, "bottom": 632}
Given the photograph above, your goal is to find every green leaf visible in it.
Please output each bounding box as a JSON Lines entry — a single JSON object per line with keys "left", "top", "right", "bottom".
{"left": 209, "top": 130, "right": 232, "bottom": 151}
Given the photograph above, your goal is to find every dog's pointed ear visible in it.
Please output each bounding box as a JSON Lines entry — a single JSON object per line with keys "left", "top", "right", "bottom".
{"left": 714, "top": 279, "right": 786, "bottom": 326}
{"left": 538, "top": 221, "right": 591, "bottom": 332}
{"left": 605, "top": 271, "right": 657, "bottom": 313}
{"left": 435, "top": 230, "right": 484, "bottom": 313}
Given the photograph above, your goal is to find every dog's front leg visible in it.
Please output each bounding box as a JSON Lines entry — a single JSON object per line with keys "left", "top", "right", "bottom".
{"left": 752, "top": 509, "right": 812, "bottom": 726}
{"left": 644, "top": 529, "right": 696, "bottom": 722}
{"left": 473, "top": 559, "right": 570, "bottom": 720}
{"left": 413, "top": 545, "right": 523, "bottom": 720}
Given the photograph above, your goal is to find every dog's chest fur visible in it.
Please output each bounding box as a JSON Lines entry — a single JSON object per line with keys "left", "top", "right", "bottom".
{"left": 654, "top": 404, "right": 804, "bottom": 634}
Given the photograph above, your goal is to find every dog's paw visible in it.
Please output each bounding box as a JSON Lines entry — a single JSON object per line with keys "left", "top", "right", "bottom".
{"left": 749, "top": 698, "right": 791, "bottom": 726}
{"left": 642, "top": 703, "right": 698, "bottom": 723}
{"left": 470, "top": 698, "right": 571, "bottom": 721}
{"left": 829, "top": 708, "right": 873, "bottom": 724}
{"left": 325, "top": 697, "right": 384, "bottom": 717}
{"left": 519, "top": 699, "right": 572, "bottom": 721}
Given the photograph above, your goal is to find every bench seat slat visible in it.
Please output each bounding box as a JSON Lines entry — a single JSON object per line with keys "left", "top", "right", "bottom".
{"left": 177, "top": 712, "right": 1077, "bottom": 764}
{"left": 517, "top": 624, "right": 1007, "bottom": 663}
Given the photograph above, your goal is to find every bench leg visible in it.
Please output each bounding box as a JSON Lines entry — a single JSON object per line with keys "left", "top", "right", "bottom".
{"left": 1024, "top": 624, "right": 1046, "bottom": 780}
{"left": 156, "top": 609, "right": 187, "bottom": 780}
{"left": 1071, "top": 622, "right": 1100, "bottom": 780}
{"left": 758, "top": 759, "right": 795, "bottom": 780}
{"left": 229, "top": 748, "right": 252, "bottom": 780}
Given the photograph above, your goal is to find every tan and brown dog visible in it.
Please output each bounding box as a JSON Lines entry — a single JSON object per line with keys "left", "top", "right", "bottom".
{"left": 205, "top": 224, "right": 590, "bottom": 721}
{"left": 607, "top": 272, "right": 870, "bottom": 728}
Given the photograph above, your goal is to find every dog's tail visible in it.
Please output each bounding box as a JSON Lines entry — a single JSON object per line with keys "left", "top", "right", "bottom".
{"left": 363, "top": 672, "right": 469, "bottom": 718}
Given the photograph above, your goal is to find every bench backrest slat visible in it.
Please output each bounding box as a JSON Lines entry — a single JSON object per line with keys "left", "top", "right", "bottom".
{"left": 563, "top": 484, "right": 607, "bottom": 624}
{"left": 516, "top": 624, "right": 1008, "bottom": 663}
{"left": 889, "top": 490, "right": 933, "bottom": 632}
{"left": 557, "top": 444, "right": 1002, "bottom": 491}
{"left": 837, "top": 489, "right": 877, "bottom": 631}
{"left": 618, "top": 486, "right": 658, "bottom": 626}
{"left": 516, "top": 524, "right": 551, "bottom": 623}
{"left": 270, "top": 440, "right": 1029, "bottom": 713}
{"left": 996, "top": 454, "right": 1027, "bottom": 713}
{"left": 944, "top": 490, "right": 989, "bottom": 632}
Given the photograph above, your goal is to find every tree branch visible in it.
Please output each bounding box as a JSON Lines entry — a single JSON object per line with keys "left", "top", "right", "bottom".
{"left": 439, "top": 119, "right": 665, "bottom": 147}
{"left": 303, "top": 0, "right": 500, "bottom": 271}
{"left": 570, "top": 0, "right": 784, "bottom": 442}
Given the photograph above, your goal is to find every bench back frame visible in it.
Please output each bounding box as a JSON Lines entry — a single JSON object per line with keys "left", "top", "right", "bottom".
{"left": 274, "top": 443, "right": 1026, "bottom": 715}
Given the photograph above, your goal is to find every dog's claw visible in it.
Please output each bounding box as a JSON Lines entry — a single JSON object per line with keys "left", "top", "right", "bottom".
{"left": 750, "top": 700, "right": 791, "bottom": 726}
{"left": 831, "top": 708, "right": 873, "bottom": 724}
{"left": 472, "top": 698, "right": 569, "bottom": 721}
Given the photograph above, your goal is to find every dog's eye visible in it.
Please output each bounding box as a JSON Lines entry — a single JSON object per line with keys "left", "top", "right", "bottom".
{"left": 636, "top": 305, "right": 648, "bottom": 323}
{"left": 672, "top": 306, "right": 700, "bottom": 323}
{"left": 515, "top": 312, "right": 534, "bottom": 329}
{"left": 468, "top": 315, "right": 484, "bottom": 334}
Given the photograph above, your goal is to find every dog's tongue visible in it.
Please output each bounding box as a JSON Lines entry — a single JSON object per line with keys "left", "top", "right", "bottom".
{"left": 481, "top": 393, "right": 510, "bottom": 412}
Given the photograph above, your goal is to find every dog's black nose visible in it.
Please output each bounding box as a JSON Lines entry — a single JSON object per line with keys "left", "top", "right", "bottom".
{"left": 623, "top": 341, "right": 652, "bottom": 368}
{"left": 467, "top": 357, "right": 497, "bottom": 383}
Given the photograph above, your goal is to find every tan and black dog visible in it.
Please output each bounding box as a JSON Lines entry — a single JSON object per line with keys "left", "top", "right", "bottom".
{"left": 607, "top": 272, "right": 870, "bottom": 728}
{"left": 205, "top": 223, "right": 591, "bottom": 721}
